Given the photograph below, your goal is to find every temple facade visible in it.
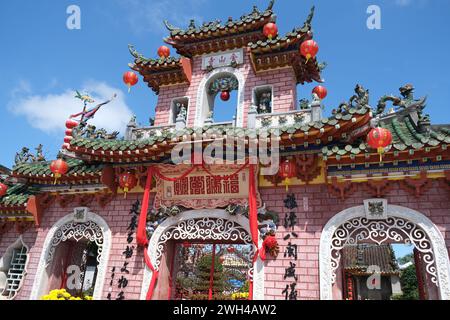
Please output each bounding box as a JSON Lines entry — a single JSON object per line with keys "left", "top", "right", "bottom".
{"left": 1, "top": 1, "right": 450, "bottom": 300}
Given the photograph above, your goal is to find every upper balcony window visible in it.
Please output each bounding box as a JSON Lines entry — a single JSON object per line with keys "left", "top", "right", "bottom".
{"left": 170, "top": 97, "right": 189, "bottom": 124}
{"left": 252, "top": 86, "right": 273, "bottom": 114}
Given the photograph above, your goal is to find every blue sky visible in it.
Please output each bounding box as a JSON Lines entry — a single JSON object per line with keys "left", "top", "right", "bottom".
{"left": 1, "top": 0, "right": 450, "bottom": 168}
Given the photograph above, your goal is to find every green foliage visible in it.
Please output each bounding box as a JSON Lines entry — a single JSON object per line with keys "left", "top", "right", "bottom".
{"left": 391, "top": 264, "right": 419, "bottom": 300}
{"left": 398, "top": 253, "right": 414, "bottom": 265}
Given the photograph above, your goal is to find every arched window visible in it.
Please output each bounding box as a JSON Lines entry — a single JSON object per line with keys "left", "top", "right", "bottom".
{"left": 0, "top": 236, "right": 29, "bottom": 300}
{"left": 194, "top": 67, "right": 245, "bottom": 127}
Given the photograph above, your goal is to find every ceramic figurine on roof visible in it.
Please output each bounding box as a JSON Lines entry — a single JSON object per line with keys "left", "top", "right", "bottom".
{"left": 376, "top": 83, "right": 427, "bottom": 116}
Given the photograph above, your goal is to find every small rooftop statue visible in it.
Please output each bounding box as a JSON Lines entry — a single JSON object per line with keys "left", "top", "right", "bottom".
{"left": 70, "top": 91, "right": 119, "bottom": 140}
{"left": 336, "top": 84, "right": 369, "bottom": 114}
{"left": 14, "top": 144, "right": 46, "bottom": 165}
{"left": 376, "top": 83, "right": 427, "bottom": 116}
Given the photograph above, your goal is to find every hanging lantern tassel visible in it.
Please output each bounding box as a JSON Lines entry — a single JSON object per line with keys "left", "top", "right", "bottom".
{"left": 284, "top": 177, "right": 291, "bottom": 192}
{"left": 123, "top": 186, "right": 129, "bottom": 199}
{"left": 377, "top": 147, "right": 384, "bottom": 162}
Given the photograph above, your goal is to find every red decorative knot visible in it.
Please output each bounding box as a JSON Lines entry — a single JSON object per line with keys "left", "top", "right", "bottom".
{"left": 279, "top": 158, "right": 297, "bottom": 191}
{"left": 118, "top": 172, "right": 138, "bottom": 198}
{"left": 220, "top": 91, "right": 230, "bottom": 101}
{"left": 50, "top": 159, "right": 69, "bottom": 183}
{"left": 157, "top": 45, "right": 170, "bottom": 58}
{"left": 263, "top": 22, "right": 278, "bottom": 40}
{"left": 300, "top": 39, "right": 319, "bottom": 62}
{"left": 123, "top": 71, "right": 138, "bottom": 92}
{"left": 312, "top": 85, "right": 327, "bottom": 100}
{"left": 65, "top": 119, "right": 79, "bottom": 129}
{"left": 0, "top": 182, "right": 8, "bottom": 197}
{"left": 366, "top": 127, "right": 393, "bottom": 161}
{"left": 262, "top": 235, "right": 279, "bottom": 258}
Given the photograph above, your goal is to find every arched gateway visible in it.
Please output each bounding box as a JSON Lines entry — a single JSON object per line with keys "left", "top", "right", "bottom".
{"left": 319, "top": 204, "right": 450, "bottom": 300}
{"left": 30, "top": 208, "right": 112, "bottom": 300}
{"left": 140, "top": 209, "right": 265, "bottom": 300}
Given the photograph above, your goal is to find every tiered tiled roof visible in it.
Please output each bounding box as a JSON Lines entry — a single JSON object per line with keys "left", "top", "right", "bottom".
{"left": 12, "top": 158, "right": 104, "bottom": 183}
{"left": 65, "top": 106, "right": 371, "bottom": 162}
{"left": 163, "top": 0, "right": 276, "bottom": 57}
{"left": 322, "top": 107, "right": 450, "bottom": 164}
{"left": 128, "top": 45, "right": 192, "bottom": 94}
{"left": 0, "top": 183, "right": 38, "bottom": 220}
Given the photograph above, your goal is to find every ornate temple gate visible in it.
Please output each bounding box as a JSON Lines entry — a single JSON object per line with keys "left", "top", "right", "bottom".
{"left": 319, "top": 203, "right": 450, "bottom": 300}
{"left": 136, "top": 163, "right": 265, "bottom": 300}
{"left": 140, "top": 210, "right": 265, "bottom": 300}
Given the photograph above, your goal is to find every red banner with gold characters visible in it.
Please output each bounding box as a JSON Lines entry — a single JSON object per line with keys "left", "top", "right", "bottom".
{"left": 153, "top": 164, "right": 261, "bottom": 209}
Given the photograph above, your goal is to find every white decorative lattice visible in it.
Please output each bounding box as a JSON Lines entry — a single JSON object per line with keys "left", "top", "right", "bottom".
{"left": 330, "top": 216, "right": 436, "bottom": 285}
{"left": 319, "top": 204, "right": 450, "bottom": 300}
{"left": 46, "top": 221, "right": 104, "bottom": 265}
{"left": 30, "top": 210, "right": 112, "bottom": 300}
{"left": 155, "top": 217, "right": 254, "bottom": 274}
{"left": 0, "top": 236, "right": 29, "bottom": 300}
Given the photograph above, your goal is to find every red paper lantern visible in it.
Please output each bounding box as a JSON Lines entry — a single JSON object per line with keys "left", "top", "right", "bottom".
{"left": 263, "top": 22, "right": 278, "bottom": 40}
{"left": 65, "top": 129, "right": 73, "bottom": 136}
{"left": 62, "top": 143, "right": 70, "bottom": 150}
{"left": 220, "top": 91, "right": 230, "bottom": 101}
{"left": 0, "top": 182, "right": 8, "bottom": 197}
{"left": 63, "top": 136, "right": 73, "bottom": 144}
{"left": 50, "top": 159, "right": 69, "bottom": 183}
{"left": 312, "top": 85, "right": 327, "bottom": 100}
{"left": 300, "top": 39, "right": 319, "bottom": 62}
{"left": 123, "top": 71, "right": 138, "bottom": 93}
{"left": 279, "top": 158, "right": 297, "bottom": 191}
{"left": 118, "top": 172, "right": 138, "bottom": 198}
{"left": 65, "top": 119, "right": 79, "bottom": 129}
{"left": 366, "top": 127, "right": 393, "bottom": 162}
{"left": 157, "top": 45, "right": 170, "bottom": 58}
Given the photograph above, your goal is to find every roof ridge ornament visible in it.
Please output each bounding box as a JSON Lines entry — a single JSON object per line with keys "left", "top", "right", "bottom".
{"left": 266, "top": 0, "right": 275, "bottom": 11}
{"left": 163, "top": 20, "right": 180, "bottom": 32}
{"left": 305, "top": 5, "right": 315, "bottom": 26}
{"left": 376, "top": 83, "right": 427, "bottom": 117}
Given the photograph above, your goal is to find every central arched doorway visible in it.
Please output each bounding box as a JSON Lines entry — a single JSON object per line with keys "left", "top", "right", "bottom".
{"left": 140, "top": 209, "right": 265, "bottom": 300}
{"left": 319, "top": 204, "right": 450, "bottom": 300}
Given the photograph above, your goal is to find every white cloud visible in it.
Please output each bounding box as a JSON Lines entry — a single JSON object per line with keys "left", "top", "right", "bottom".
{"left": 117, "top": 0, "right": 206, "bottom": 35}
{"left": 8, "top": 80, "right": 133, "bottom": 136}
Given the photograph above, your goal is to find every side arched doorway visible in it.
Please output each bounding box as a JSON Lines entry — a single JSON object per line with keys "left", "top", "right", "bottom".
{"left": 30, "top": 208, "right": 112, "bottom": 300}
{"left": 319, "top": 204, "right": 450, "bottom": 300}
{"left": 140, "top": 209, "right": 265, "bottom": 300}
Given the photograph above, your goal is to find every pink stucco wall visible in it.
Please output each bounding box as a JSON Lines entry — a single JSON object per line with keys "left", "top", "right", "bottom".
{"left": 260, "top": 180, "right": 450, "bottom": 300}
{"left": 153, "top": 50, "right": 297, "bottom": 127}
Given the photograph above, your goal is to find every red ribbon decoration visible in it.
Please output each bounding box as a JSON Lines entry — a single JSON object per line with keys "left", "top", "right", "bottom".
{"left": 248, "top": 164, "right": 259, "bottom": 247}
{"left": 136, "top": 167, "right": 152, "bottom": 247}
{"left": 135, "top": 162, "right": 257, "bottom": 300}
{"left": 143, "top": 247, "right": 158, "bottom": 300}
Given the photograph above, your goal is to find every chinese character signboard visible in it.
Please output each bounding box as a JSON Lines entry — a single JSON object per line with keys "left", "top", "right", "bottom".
{"left": 154, "top": 164, "right": 261, "bottom": 209}
{"left": 201, "top": 49, "right": 244, "bottom": 70}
